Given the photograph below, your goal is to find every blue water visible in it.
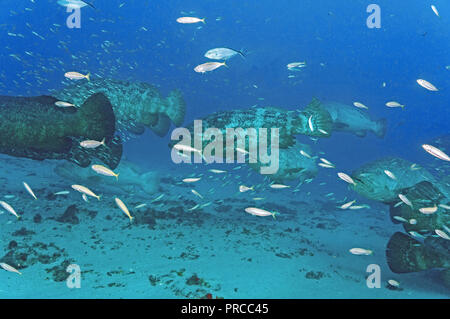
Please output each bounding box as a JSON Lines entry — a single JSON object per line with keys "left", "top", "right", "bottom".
{"left": 0, "top": 0, "right": 448, "bottom": 298}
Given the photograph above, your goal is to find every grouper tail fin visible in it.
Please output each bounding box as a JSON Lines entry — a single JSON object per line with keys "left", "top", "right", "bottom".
{"left": 164, "top": 89, "right": 186, "bottom": 126}
{"left": 76, "top": 93, "right": 116, "bottom": 140}
{"left": 300, "top": 98, "right": 333, "bottom": 137}
{"left": 386, "top": 232, "right": 446, "bottom": 273}
{"left": 70, "top": 93, "right": 122, "bottom": 169}
{"left": 375, "top": 118, "right": 387, "bottom": 138}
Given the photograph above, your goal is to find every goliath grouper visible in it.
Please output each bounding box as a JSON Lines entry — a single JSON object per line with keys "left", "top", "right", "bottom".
{"left": 173, "top": 98, "right": 333, "bottom": 151}
{"left": 386, "top": 232, "right": 450, "bottom": 289}
{"left": 0, "top": 93, "right": 122, "bottom": 169}
{"left": 53, "top": 78, "right": 186, "bottom": 137}
{"left": 388, "top": 181, "right": 450, "bottom": 236}
{"left": 385, "top": 178, "right": 450, "bottom": 289}
{"left": 169, "top": 98, "right": 333, "bottom": 176}
{"left": 387, "top": 181, "right": 449, "bottom": 289}
{"left": 349, "top": 157, "right": 447, "bottom": 203}
{"left": 348, "top": 157, "right": 450, "bottom": 288}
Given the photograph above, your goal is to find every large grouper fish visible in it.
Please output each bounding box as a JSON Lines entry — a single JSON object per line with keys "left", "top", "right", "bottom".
{"left": 174, "top": 98, "right": 332, "bottom": 148}
{"left": 385, "top": 179, "right": 450, "bottom": 289}
{"left": 52, "top": 78, "right": 186, "bottom": 137}
{"left": 386, "top": 231, "right": 450, "bottom": 288}
{"left": 169, "top": 98, "right": 333, "bottom": 174}
{"left": 349, "top": 157, "right": 448, "bottom": 203}
{"left": 0, "top": 93, "right": 122, "bottom": 169}
{"left": 169, "top": 98, "right": 333, "bottom": 178}
{"left": 348, "top": 156, "right": 450, "bottom": 288}
{"left": 321, "top": 101, "right": 387, "bottom": 138}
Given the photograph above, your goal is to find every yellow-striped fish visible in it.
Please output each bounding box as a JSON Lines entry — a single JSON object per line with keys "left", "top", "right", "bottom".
{"left": 91, "top": 164, "right": 119, "bottom": 180}
{"left": 71, "top": 185, "right": 101, "bottom": 200}
{"left": 115, "top": 197, "right": 134, "bottom": 222}
{"left": 23, "top": 182, "right": 37, "bottom": 200}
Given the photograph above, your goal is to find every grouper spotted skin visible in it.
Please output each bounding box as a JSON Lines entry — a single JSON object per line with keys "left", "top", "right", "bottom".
{"left": 349, "top": 157, "right": 447, "bottom": 203}
{"left": 174, "top": 98, "right": 333, "bottom": 153}
{"left": 349, "top": 156, "right": 450, "bottom": 288}
{"left": 0, "top": 93, "right": 122, "bottom": 169}
{"left": 53, "top": 78, "right": 186, "bottom": 137}
{"left": 386, "top": 232, "right": 450, "bottom": 288}
{"left": 384, "top": 176, "right": 450, "bottom": 289}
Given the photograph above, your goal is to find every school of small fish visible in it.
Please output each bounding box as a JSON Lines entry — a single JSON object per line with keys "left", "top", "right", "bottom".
{"left": 0, "top": 3, "right": 447, "bottom": 295}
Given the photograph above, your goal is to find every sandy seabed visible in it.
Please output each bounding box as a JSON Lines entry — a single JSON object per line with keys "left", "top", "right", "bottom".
{"left": 0, "top": 155, "right": 448, "bottom": 299}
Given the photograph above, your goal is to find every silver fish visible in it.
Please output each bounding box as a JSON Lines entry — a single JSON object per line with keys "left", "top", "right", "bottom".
{"left": 205, "top": 48, "right": 245, "bottom": 60}
{"left": 194, "top": 62, "right": 227, "bottom": 73}
{"left": 422, "top": 144, "right": 450, "bottom": 161}
{"left": 176, "top": 17, "right": 205, "bottom": 24}
{"left": 245, "top": 207, "right": 278, "bottom": 219}
{"left": 0, "top": 263, "right": 22, "bottom": 275}
{"left": 417, "top": 79, "right": 438, "bottom": 91}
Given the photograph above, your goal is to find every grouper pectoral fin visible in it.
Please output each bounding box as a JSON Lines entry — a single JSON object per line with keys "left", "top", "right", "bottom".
{"left": 300, "top": 98, "right": 333, "bottom": 137}
{"left": 68, "top": 93, "right": 122, "bottom": 169}
{"left": 75, "top": 93, "right": 116, "bottom": 142}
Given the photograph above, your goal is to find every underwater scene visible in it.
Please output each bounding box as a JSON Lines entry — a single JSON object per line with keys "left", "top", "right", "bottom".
{"left": 0, "top": 0, "right": 449, "bottom": 299}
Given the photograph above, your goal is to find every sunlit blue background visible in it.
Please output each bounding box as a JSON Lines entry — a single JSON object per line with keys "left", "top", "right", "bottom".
{"left": 1, "top": 0, "right": 448, "bottom": 173}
